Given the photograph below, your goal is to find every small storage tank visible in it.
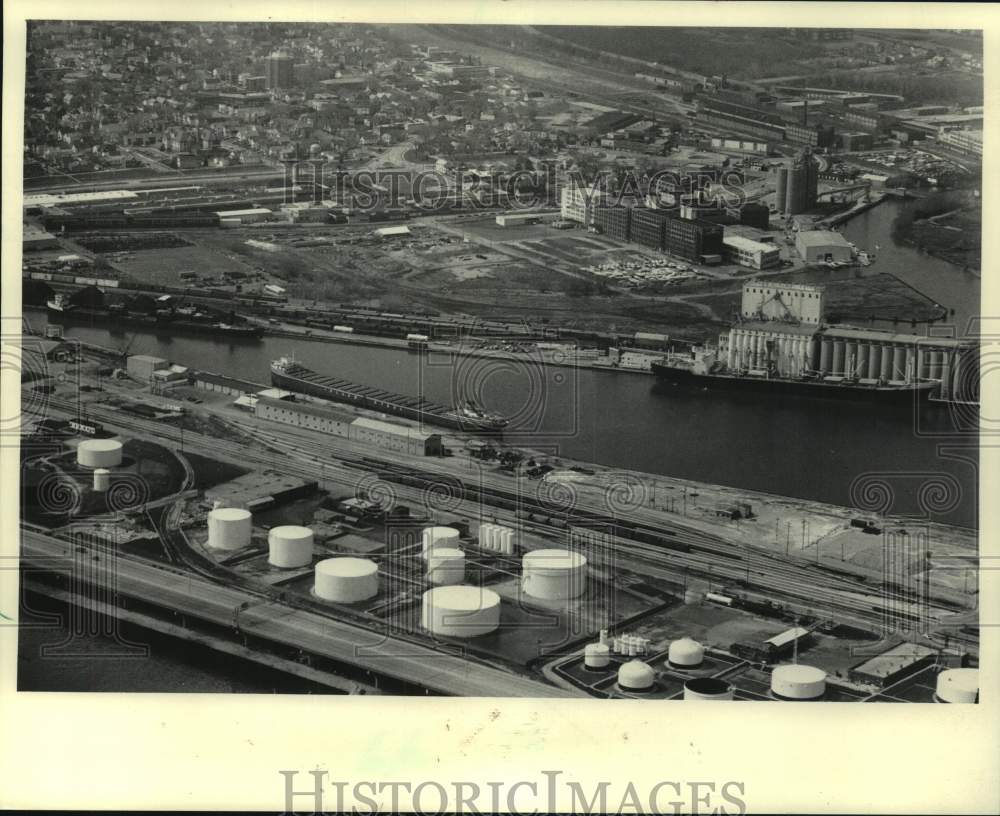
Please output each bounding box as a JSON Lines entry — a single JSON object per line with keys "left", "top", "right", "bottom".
{"left": 422, "top": 525, "right": 460, "bottom": 557}
{"left": 935, "top": 668, "right": 979, "bottom": 703}
{"left": 521, "top": 549, "right": 587, "bottom": 600}
{"left": 584, "top": 642, "right": 611, "bottom": 669}
{"left": 684, "top": 677, "right": 735, "bottom": 701}
{"left": 618, "top": 659, "right": 655, "bottom": 692}
{"left": 207, "top": 507, "right": 252, "bottom": 550}
{"left": 314, "top": 557, "right": 379, "bottom": 603}
{"left": 771, "top": 664, "right": 827, "bottom": 700}
{"left": 77, "top": 438, "right": 123, "bottom": 468}
{"left": 93, "top": 468, "right": 111, "bottom": 492}
{"left": 426, "top": 547, "right": 465, "bottom": 586}
{"left": 668, "top": 637, "right": 705, "bottom": 669}
{"left": 500, "top": 528, "right": 514, "bottom": 554}
{"left": 421, "top": 585, "right": 500, "bottom": 638}
{"left": 268, "top": 525, "right": 314, "bottom": 568}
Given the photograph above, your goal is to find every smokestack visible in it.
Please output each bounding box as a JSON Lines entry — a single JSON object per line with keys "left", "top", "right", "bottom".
{"left": 802, "top": 99, "right": 809, "bottom": 126}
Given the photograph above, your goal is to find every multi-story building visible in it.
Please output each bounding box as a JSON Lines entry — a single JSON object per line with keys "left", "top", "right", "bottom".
{"left": 630, "top": 207, "right": 672, "bottom": 250}
{"left": 722, "top": 235, "right": 781, "bottom": 270}
{"left": 266, "top": 50, "right": 294, "bottom": 90}
{"left": 559, "top": 184, "right": 605, "bottom": 227}
{"left": 664, "top": 216, "right": 723, "bottom": 263}
{"left": 937, "top": 128, "right": 982, "bottom": 156}
{"left": 593, "top": 204, "right": 632, "bottom": 242}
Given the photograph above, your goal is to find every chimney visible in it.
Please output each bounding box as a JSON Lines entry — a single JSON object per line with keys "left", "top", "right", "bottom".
{"left": 802, "top": 99, "right": 809, "bottom": 126}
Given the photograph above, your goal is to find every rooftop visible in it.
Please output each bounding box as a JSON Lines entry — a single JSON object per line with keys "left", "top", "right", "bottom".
{"left": 796, "top": 230, "right": 853, "bottom": 248}
{"left": 850, "top": 642, "right": 937, "bottom": 679}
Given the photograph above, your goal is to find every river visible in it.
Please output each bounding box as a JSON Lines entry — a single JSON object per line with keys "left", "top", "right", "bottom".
{"left": 25, "top": 198, "right": 979, "bottom": 530}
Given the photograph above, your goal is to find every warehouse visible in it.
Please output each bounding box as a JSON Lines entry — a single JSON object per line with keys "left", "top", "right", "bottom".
{"left": 127, "top": 354, "right": 170, "bottom": 380}
{"left": 848, "top": 642, "right": 938, "bottom": 688}
{"left": 214, "top": 207, "right": 272, "bottom": 224}
{"left": 722, "top": 235, "right": 781, "bottom": 269}
{"left": 255, "top": 395, "right": 356, "bottom": 436}
{"left": 350, "top": 416, "right": 443, "bottom": 457}
{"left": 795, "top": 229, "right": 853, "bottom": 263}
{"left": 192, "top": 370, "right": 265, "bottom": 396}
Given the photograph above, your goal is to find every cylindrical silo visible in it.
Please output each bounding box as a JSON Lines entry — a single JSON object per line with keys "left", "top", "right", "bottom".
{"left": 892, "top": 346, "right": 906, "bottom": 380}
{"left": 500, "top": 528, "right": 514, "bottom": 554}
{"left": 584, "top": 642, "right": 610, "bottom": 669}
{"left": 426, "top": 547, "right": 465, "bottom": 585}
{"left": 775, "top": 167, "right": 788, "bottom": 213}
{"left": 880, "top": 345, "right": 893, "bottom": 380}
{"left": 867, "top": 344, "right": 881, "bottom": 380}
{"left": 522, "top": 549, "right": 587, "bottom": 600}
{"left": 819, "top": 339, "right": 832, "bottom": 374}
{"left": 684, "top": 677, "right": 735, "bottom": 701}
{"left": 268, "top": 525, "right": 314, "bottom": 568}
{"left": 832, "top": 341, "right": 845, "bottom": 376}
{"left": 618, "top": 660, "right": 655, "bottom": 692}
{"left": 934, "top": 668, "right": 979, "bottom": 703}
{"left": 93, "top": 468, "right": 111, "bottom": 492}
{"left": 421, "top": 585, "right": 500, "bottom": 638}
{"left": 929, "top": 350, "right": 944, "bottom": 380}
{"left": 207, "top": 507, "right": 252, "bottom": 551}
{"left": 770, "top": 664, "right": 826, "bottom": 700}
{"left": 423, "top": 526, "right": 460, "bottom": 557}
{"left": 667, "top": 637, "right": 705, "bottom": 669}
{"left": 478, "top": 523, "right": 494, "bottom": 551}
{"left": 314, "top": 557, "right": 379, "bottom": 603}
{"left": 77, "top": 438, "right": 123, "bottom": 468}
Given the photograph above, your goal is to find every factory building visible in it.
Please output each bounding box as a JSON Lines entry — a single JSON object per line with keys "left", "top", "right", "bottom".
{"left": 593, "top": 204, "right": 632, "bottom": 242}
{"left": 737, "top": 202, "right": 771, "bottom": 230}
{"left": 214, "top": 207, "right": 272, "bottom": 224}
{"left": 254, "top": 396, "right": 443, "bottom": 456}
{"left": 664, "top": 216, "right": 724, "bottom": 263}
{"left": 127, "top": 354, "right": 170, "bottom": 380}
{"left": 732, "top": 626, "right": 811, "bottom": 663}
{"left": 559, "top": 184, "right": 605, "bottom": 226}
{"left": 794, "top": 229, "right": 854, "bottom": 263}
{"left": 848, "top": 642, "right": 938, "bottom": 688}
{"left": 629, "top": 207, "right": 672, "bottom": 250}
{"left": 722, "top": 235, "right": 781, "bottom": 270}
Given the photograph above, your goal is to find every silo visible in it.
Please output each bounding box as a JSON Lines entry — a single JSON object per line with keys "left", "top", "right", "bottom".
{"left": 479, "top": 523, "right": 495, "bottom": 550}
{"left": 867, "top": 344, "right": 881, "bottom": 380}
{"left": 421, "top": 585, "right": 501, "bottom": 638}
{"left": 880, "top": 345, "right": 893, "bottom": 380}
{"left": 207, "top": 507, "right": 252, "bottom": 550}
{"left": 667, "top": 637, "right": 705, "bottom": 669}
{"left": 584, "top": 642, "right": 611, "bottom": 669}
{"left": 770, "top": 664, "right": 826, "bottom": 700}
{"left": 929, "top": 350, "right": 944, "bottom": 380}
{"left": 775, "top": 167, "right": 788, "bottom": 213}
{"left": 426, "top": 547, "right": 466, "bottom": 585}
{"left": 314, "top": 557, "right": 379, "bottom": 603}
{"left": 934, "top": 668, "right": 979, "bottom": 703}
{"left": 522, "top": 549, "right": 587, "bottom": 600}
{"left": 268, "top": 525, "right": 314, "bottom": 568}
{"left": 500, "top": 528, "right": 514, "bottom": 554}
{"left": 832, "top": 341, "right": 845, "bottom": 376}
{"left": 892, "top": 346, "right": 906, "bottom": 380}
{"left": 423, "top": 526, "right": 460, "bottom": 557}
{"left": 77, "top": 438, "right": 123, "bottom": 468}
{"left": 819, "top": 339, "right": 832, "bottom": 374}
{"left": 684, "top": 677, "right": 735, "bottom": 701}
{"left": 93, "top": 468, "right": 111, "bottom": 492}
{"left": 618, "top": 660, "right": 655, "bottom": 692}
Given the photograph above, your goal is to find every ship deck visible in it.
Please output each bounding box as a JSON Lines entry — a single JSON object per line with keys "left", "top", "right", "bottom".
{"left": 283, "top": 365, "right": 456, "bottom": 418}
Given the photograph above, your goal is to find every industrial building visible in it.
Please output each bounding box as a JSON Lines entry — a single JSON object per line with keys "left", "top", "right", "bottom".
{"left": 722, "top": 235, "right": 781, "bottom": 270}
{"left": 254, "top": 396, "right": 443, "bottom": 456}
{"left": 777, "top": 148, "right": 819, "bottom": 215}
{"left": 740, "top": 281, "right": 825, "bottom": 324}
{"left": 732, "top": 626, "right": 811, "bottom": 663}
{"left": 737, "top": 202, "right": 771, "bottom": 230}
{"left": 559, "top": 184, "right": 602, "bottom": 226}
{"left": 593, "top": 204, "right": 631, "bottom": 242}
{"left": 664, "top": 215, "right": 723, "bottom": 263}
{"left": 215, "top": 207, "right": 272, "bottom": 225}
{"left": 794, "top": 229, "right": 853, "bottom": 263}
{"left": 848, "top": 642, "right": 938, "bottom": 688}
{"left": 127, "top": 354, "right": 170, "bottom": 380}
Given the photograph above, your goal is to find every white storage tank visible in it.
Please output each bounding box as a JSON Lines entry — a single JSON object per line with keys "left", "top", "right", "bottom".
{"left": 521, "top": 549, "right": 587, "bottom": 600}
{"left": 93, "top": 468, "right": 111, "bottom": 492}
{"left": 207, "top": 507, "right": 252, "bottom": 551}
{"left": 426, "top": 547, "right": 466, "bottom": 585}
{"left": 268, "top": 525, "right": 314, "bottom": 568}
{"left": 934, "top": 668, "right": 979, "bottom": 703}
{"left": 77, "top": 438, "right": 123, "bottom": 468}
{"left": 421, "top": 585, "right": 500, "bottom": 638}
{"left": 314, "top": 557, "right": 379, "bottom": 603}
{"left": 667, "top": 637, "right": 705, "bottom": 669}
{"left": 422, "top": 526, "right": 461, "bottom": 557}
{"left": 479, "top": 523, "right": 496, "bottom": 551}
{"left": 584, "top": 642, "right": 610, "bottom": 669}
{"left": 771, "top": 664, "right": 827, "bottom": 700}
{"left": 618, "top": 660, "right": 655, "bottom": 692}
{"left": 684, "top": 677, "right": 735, "bottom": 701}
{"left": 500, "top": 528, "right": 514, "bottom": 554}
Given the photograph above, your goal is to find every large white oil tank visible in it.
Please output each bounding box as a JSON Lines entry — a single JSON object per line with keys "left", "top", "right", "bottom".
{"left": 426, "top": 547, "right": 466, "bottom": 585}
{"left": 421, "top": 585, "right": 500, "bottom": 638}
{"left": 422, "top": 526, "right": 460, "bottom": 557}
{"left": 93, "top": 468, "right": 111, "bottom": 492}
{"left": 78, "top": 438, "right": 123, "bottom": 468}
{"left": 584, "top": 642, "right": 610, "bottom": 669}
{"left": 207, "top": 507, "right": 252, "bottom": 550}
{"left": 935, "top": 668, "right": 979, "bottom": 703}
{"left": 314, "top": 557, "right": 379, "bottom": 603}
{"left": 618, "top": 659, "right": 655, "bottom": 692}
{"left": 771, "top": 664, "right": 827, "bottom": 700}
{"left": 684, "top": 677, "right": 735, "bottom": 701}
{"left": 268, "top": 525, "right": 314, "bottom": 568}
{"left": 522, "top": 549, "right": 587, "bottom": 600}
{"left": 667, "top": 637, "right": 705, "bottom": 669}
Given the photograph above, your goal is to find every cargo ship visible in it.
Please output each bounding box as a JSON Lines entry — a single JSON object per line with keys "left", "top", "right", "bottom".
{"left": 650, "top": 356, "right": 939, "bottom": 402}
{"left": 270, "top": 356, "right": 509, "bottom": 433}
{"left": 46, "top": 293, "right": 264, "bottom": 340}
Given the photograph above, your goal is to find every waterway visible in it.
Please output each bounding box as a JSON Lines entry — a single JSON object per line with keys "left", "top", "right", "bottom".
{"left": 24, "top": 200, "right": 979, "bottom": 530}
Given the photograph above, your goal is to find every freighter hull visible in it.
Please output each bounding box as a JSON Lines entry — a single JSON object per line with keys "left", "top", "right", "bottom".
{"left": 271, "top": 363, "right": 507, "bottom": 433}
{"left": 651, "top": 362, "right": 938, "bottom": 403}
{"left": 45, "top": 305, "right": 264, "bottom": 339}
